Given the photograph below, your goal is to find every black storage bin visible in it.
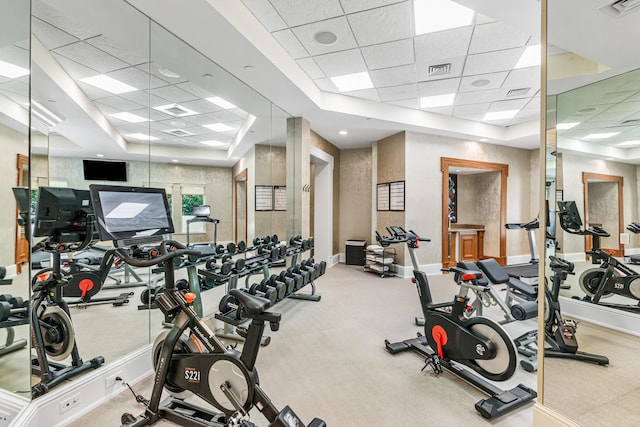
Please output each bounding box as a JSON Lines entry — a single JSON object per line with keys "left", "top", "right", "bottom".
{"left": 345, "top": 240, "right": 366, "bottom": 266}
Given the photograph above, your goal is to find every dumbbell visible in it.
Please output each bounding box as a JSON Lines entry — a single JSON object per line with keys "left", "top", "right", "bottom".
{"left": 140, "top": 286, "right": 164, "bottom": 305}
{"left": 318, "top": 260, "right": 327, "bottom": 276}
{"left": 273, "top": 273, "right": 295, "bottom": 296}
{"left": 285, "top": 267, "right": 304, "bottom": 290}
{"left": 0, "top": 294, "right": 15, "bottom": 303}
{"left": 233, "top": 259, "right": 246, "bottom": 274}
{"left": 0, "top": 299, "right": 28, "bottom": 321}
{"left": 237, "top": 241, "right": 247, "bottom": 252}
{"left": 302, "top": 259, "right": 320, "bottom": 280}
{"left": 218, "top": 294, "right": 244, "bottom": 320}
{"left": 227, "top": 242, "right": 237, "bottom": 255}
{"left": 215, "top": 244, "right": 225, "bottom": 255}
{"left": 292, "top": 264, "right": 311, "bottom": 287}
{"left": 175, "top": 279, "right": 190, "bottom": 292}
{"left": 248, "top": 283, "right": 277, "bottom": 305}
{"left": 260, "top": 277, "right": 286, "bottom": 301}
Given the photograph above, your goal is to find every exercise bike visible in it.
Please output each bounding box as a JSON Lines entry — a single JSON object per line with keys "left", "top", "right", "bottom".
{"left": 88, "top": 184, "right": 325, "bottom": 427}
{"left": 516, "top": 256, "right": 609, "bottom": 372}
{"left": 558, "top": 201, "right": 640, "bottom": 312}
{"left": 381, "top": 226, "right": 536, "bottom": 419}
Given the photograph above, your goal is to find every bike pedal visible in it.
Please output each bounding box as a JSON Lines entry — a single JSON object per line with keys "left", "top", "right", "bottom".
{"left": 235, "top": 326, "right": 248, "bottom": 338}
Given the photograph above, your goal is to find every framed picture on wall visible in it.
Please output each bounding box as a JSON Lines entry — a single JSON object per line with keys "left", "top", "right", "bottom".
{"left": 255, "top": 185, "right": 273, "bottom": 211}
{"left": 274, "top": 186, "right": 286, "bottom": 211}
{"left": 448, "top": 174, "right": 457, "bottom": 223}
{"left": 389, "top": 181, "right": 405, "bottom": 211}
{"left": 377, "top": 183, "right": 390, "bottom": 211}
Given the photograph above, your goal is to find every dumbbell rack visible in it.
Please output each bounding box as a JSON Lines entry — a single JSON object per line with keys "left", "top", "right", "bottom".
{"left": 0, "top": 288, "right": 29, "bottom": 356}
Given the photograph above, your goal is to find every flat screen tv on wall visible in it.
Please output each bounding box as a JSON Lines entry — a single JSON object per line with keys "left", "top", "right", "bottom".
{"left": 83, "top": 159, "right": 127, "bottom": 182}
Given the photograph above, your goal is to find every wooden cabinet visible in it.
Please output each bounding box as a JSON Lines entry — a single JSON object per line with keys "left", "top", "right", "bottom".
{"left": 460, "top": 233, "right": 478, "bottom": 261}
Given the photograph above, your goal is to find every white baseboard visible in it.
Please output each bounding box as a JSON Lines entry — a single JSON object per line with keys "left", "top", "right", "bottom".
{"left": 0, "top": 389, "right": 29, "bottom": 426}
{"left": 394, "top": 263, "right": 441, "bottom": 278}
{"left": 560, "top": 296, "right": 640, "bottom": 337}
{"left": 10, "top": 345, "right": 153, "bottom": 427}
{"left": 330, "top": 254, "right": 341, "bottom": 267}
{"left": 507, "top": 254, "right": 536, "bottom": 265}
{"left": 556, "top": 252, "right": 587, "bottom": 263}
{"left": 534, "top": 403, "right": 580, "bottom": 427}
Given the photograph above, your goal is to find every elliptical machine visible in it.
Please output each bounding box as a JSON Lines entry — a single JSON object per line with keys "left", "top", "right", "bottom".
{"left": 516, "top": 256, "right": 609, "bottom": 372}
{"left": 381, "top": 226, "right": 536, "bottom": 419}
{"left": 88, "top": 184, "right": 325, "bottom": 427}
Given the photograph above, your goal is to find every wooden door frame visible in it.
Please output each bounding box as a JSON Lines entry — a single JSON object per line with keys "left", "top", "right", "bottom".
{"left": 582, "top": 172, "right": 624, "bottom": 257}
{"left": 15, "top": 154, "right": 29, "bottom": 273}
{"left": 234, "top": 169, "right": 248, "bottom": 244}
{"left": 441, "top": 157, "right": 508, "bottom": 268}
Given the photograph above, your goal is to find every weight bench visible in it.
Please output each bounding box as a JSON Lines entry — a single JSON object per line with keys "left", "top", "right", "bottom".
{"left": 476, "top": 259, "right": 538, "bottom": 306}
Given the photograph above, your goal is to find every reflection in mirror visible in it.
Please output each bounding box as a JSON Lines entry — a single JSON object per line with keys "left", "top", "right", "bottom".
{"left": 545, "top": 5, "right": 640, "bottom": 420}
{"left": 29, "top": 0, "right": 152, "bottom": 395}
{"left": 0, "top": 0, "right": 30, "bottom": 400}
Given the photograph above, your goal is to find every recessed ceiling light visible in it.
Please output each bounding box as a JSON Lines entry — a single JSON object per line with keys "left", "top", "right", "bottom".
{"left": 109, "top": 112, "right": 150, "bottom": 123}
{"left": 339, "top": 130, "right": 348, "bottom": 135}
{"left": 243, "top": 66, "right": 254, "bottom": 71}
{"left": 414, "top": 0, "right": 475, "bottom": 35}
{"left": 206, "top": 96, "right": 237, "bottom": 109}
{"left": 126, "top": 133, "right": 159, "bottom": 141}
{"left": 483, "top": 110, "right": 519, "bottom": 121}
{"left": 557, "top": 122, "right": 580, "bottom": 130}
{"left": 172, "top": 159, "right": 179, "bottom": 162}
{"left": 330, "top": 72, "right": 374, "bottom": 92}
{"left": 0, "top": 59, "right": 29, "bottom": 78}
{"left": 420, "top": 93, "right": 456, "bottom": 108}
{"left": 96, "top": 153, "right": 104, "bottom": 157}
{"left": 80, "top": 75, "right": 138, "bottom": 94}
{"left": 479, "top": 138, "right": 488, "bottom": 142}
{"left": 617, "top": 140, "right": 640, "bottom": 147}
{"left": 153, "top": 104, "right": 198, "bottom": 117}
{"left": 170, "top": 121, "right": 186, "bottom": 127}
{"left": 200, "top": 140, "right": 227, "bottom": 147}
{"left": 583, "top": 132, "right": 620, "bottom": 139}
{"left": 203, "top": 123, "right": 234, "bottom": 132}
{"left": 471, "top": 79, "right": 491, "bottom": 87}
{"left": 514, "top": 45, "right": 541, "bottom": 69}
{"left": 314, "top": 31, "right": 338, "bottom": 45}
{"left": 159, "top": 68, "right": 180, "bottom": 78}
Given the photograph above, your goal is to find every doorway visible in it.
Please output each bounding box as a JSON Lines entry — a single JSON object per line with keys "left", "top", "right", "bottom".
{"left": 310, "top": 146, "right": 333, "bottom": 264}
{"left": 235, "top": 169, "right": 247, "bottom": 244}
{"left": 582, "top": 172, "right": 623, "bottom": 257}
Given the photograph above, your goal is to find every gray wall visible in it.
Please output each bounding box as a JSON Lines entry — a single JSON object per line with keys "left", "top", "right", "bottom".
{"left": 339, "top": 147, "right": 372, "bottom": 248}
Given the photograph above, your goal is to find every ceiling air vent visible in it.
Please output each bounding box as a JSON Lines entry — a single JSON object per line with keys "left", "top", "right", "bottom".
{"left": 427, "top": 63, "right": 452, "bottom": 77}
{"left": 162, "top": 128, "right": 194, "bottom": 137}
{"left": 506, "top": 88, "right": 530, "bottom": 97}
{"left": 600, "top": 0, "right": 640, "bottom": 17}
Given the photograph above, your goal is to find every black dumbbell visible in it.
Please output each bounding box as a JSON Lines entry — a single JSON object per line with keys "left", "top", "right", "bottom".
{"left": 302, "top": 259, "right": 319, "bottom": 280}
{"left": 261, "top": 277, "right": 286, "bottom": 301}
{"left": 292, "top": 264, "right": 311, "bottom": 286}
{"left": 215, "top": 244, "right": 225, "bottom": 255}
{"left": 271, "top": 235, "right": 279, "bottom": 244}
{"left": 318, "top": 260, "right": 327, "bottom": 276}
{"left": 273, "top": 273, "right": 295, "bottom": 296}
{"left": 218, "top": 294, "right": 243, "bottom": 320}
{"left": 248, "top": 283, "right": 277, "bottom": 305}
{"left": 140, "top": 286, "right": 164, "bottom": 305}
{"left": 285, "top": 267, "right": 304, "bottom": 290}
{"left": 0, "top": 294, "right": 13, "bottom": 302}
{"left": 176, "top": 279, "right": 190, "bottom": 292}
{"left": 237, "top": 241, "right": 247, "bottom": 252}
{"left": 233, "top": 259, "right": 246, "bottom": 274}
{"left": 0, "top": 300, "right": 28, "bottom": 321}
{"left": 227, "top": 242, "right": 237, "bottom": 255}
{"left": 205, "top": 258, "right": 217, "bottom": 270}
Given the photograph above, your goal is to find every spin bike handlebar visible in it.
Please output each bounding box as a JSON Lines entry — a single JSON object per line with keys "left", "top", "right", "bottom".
{"left": 115, "top": 240, "right": 201, "bottom": 268}
{"left": 376, "top": 226, "right": 430, "bottom": 247}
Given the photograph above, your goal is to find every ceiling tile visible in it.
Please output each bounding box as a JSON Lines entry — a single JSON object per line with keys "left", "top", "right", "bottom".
{"left": 314, "top": 78, "right": 339, "bottom": 92}
{"left": 598, "top": 90, "right": 637, "bottom": 104}
{"left": 418, "top": 77, "right": 460, "bottom": 96}
{"left": 339, "top": 0, "right": 405, "bottom": 14}
{"left": 459, "top": 71, "right": 508, "bottom": 92}
{"left": 141, "top": 63, "right": 186, "bottom": 85}
{"left": 95, "top": 95, "right": 145, "bottom": 112}
{"left": 469, "top": 21, "right": 529, "bottom": 54}
{"left": 86, "top": 35, "right": 149, "bottom": 66}
{"left": 272, "top": 29, "right": 309, "bottom": 59}
{"left": 422, "top": 105, "right": 454, "bottom": 115}
{"left": 269, "top": 0, "right": 344, "bottom": 27}
{"left": 297, "top": 58, "right": 325, "bottom": 79}
{"left": 378, "top": 83, "right": 417, "bottom": 101}
{"left": 32, "top": 0, "right": 101, "bottom": 40}
{"left": 605, "top": 101, "right": 640, "bottom": 113}
{"left": 150, "top": 85, "right": 200, "bottom": 104}
{"left": 175, "top": 81, "right": 215, "bottom": 99}
{"left": 389, "top": 98, "right": 419, "bottom": 109}
{"left": 488, "top": 98, "right": 530, "bottom": 112}
{"left": 362, "top": 39, "right": 414, "bottom": 70}
{"left": 347, "top": 2, "right": 413, "bottom": 46}
{"left": 475, "top": 13, "right": 497, "bottom": 25}
{"left": 343, "top": 88, "right": 381, "bottom": 101}
{"left": 93, "top": 102, "right": 119, "bottom": 116}
{"left": 463, "top": 47, "right": 523, "bottom": 75}
{"left": 454, "top": 102, "right": 491, "bottom": 115}
{"left": 414, "top": 27, "right": 473, "bottom": 64}
{"left": 415, "top": 57, "right": 465, "bottom": 81}
{"left": 240, "top": 0, "right": 288, "bottom": 32}
{"left": 106, "top": 66, "right": 162, "bottom": 90}
{"left": 118, "top": 92, "right": 167, "bottom": 109}
{"left": 314, "top": 49, "right": 367, "bottom": 77}
{"left": 206, "top": 111, "right": 245, "bottom": 123}
{"left": 76, "top": 81, "right": 114, "bottom": 100}
{"left": 455, "top": 88, "right": 504, "bottom": 105}
{"left": 180, "top": 99, "right": 221, "bottom": 115}
{"left": 291, "top": 17, "right": 357, "bottom": 56}
{"left": 371, "top": 65, "right": 416, "bottom": 88}
{"left": 32, "top": 17, "right": 79, "bottom": 50}
{"left": 52, "top": 53, "right": 100, "bottom": 79}
{"left": 502, "top": 67, "right": 539, "bottom": 90}
{"left": 0, "top": 45, "right": 29, "bottom": 70}
{"left": 53, "top": 41, "right": 129, "bottom": 73}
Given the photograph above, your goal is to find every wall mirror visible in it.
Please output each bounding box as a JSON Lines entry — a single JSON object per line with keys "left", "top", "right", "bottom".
{"left": 0, "top": 0, "right": 31, "bottom": 399}
{"left": 545, "top": 1, "right": 640, "bottom": 424}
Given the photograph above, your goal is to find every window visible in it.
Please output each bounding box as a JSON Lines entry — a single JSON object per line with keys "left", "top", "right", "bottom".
{"left": 181, "top": 185, "right": 206, "bottom": 234}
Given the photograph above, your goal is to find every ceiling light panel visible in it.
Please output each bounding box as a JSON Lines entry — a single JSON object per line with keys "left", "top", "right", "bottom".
{"left": 414, "top": 0, "right": 475, "bottom": 35}
{"left": 463, "top": 48, "right": 523, "bottom": 75}
{"left": 361, "top": 39, "right": 415, "bottom": 70}
{"left": 206, "top": 96, "right": 237, "bottom": 109}
{"left": 468, "top": 21, "right": 530, "bottom": 54}
{"left": 617, "top": 140, "right": 640, "bottom": 147}
{"left": 514, "top": 45, "right": 542, "bottom": 69}
{"left": 557, "top": 122, "right": 580, "bottom": 130}
{"left": 371, "top": 65, "right": 417, "bottom": 88}
{"left": 314, "top": 49, "right": 368, "bottom": 77}
{"left": 202, "top": 123, "right": 235, "bottom": 132}
{"left": 330, "top": 71, "right": 374, "bottom": 92}
{"left": 378, "top": 84, "right": 419, "bottom": 102}
{"left": 126, "top": 133, "right": 159, "bottom": 141}
{"left": 269, "top": 0, "right": 343, "bottom": 27}
{"left": 109, "top": 112, "right": 150, "bottom": 123}
{"left": 53, "top": 41, "right": 128, "bottom": 73}
{"left": 347, "top": 2, "right": 413, "bottom": 45}
{"left": 199, "top": 140, "right": 228, "bottom": 147}
{"left": 420, "top": 93, "right": 456, "bottom": 108}
{"left": 414, "top": 27, "right": 474, "bottom": 64}
{"left": 108, "top": 66, "right": 167, "bottom": 90}
{"left": 80, "top": 74, "right": 139, "bottom": 94}
{"left": 272, "top": 29, "right": 310, "bottom": 59}
{"left": 583, "top": 132, "right": 620, "bottom": 139}
{"left": 239, "top": 0, "right": 287, "bottom": 31}
{"left": 483, "top": 110, "right": 519, "bottom": 121}
{"left": 153, "top": 104, "right": 198, "bottom": 117}
{"left": 0, "top": 60, "right": 30, "bottom": 78}
{"left": 290, "top": 17, "right": 357, "bottom": 56}
{"left": 458, "top": 72, "right": 508, "bottom": 92}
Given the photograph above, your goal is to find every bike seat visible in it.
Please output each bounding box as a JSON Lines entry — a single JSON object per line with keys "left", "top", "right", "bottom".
{"left": 229, "top": 288, "right": 270, "bottom": 315}
{"left": 457, "top": 262, "right": 490, "bottom": 287}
